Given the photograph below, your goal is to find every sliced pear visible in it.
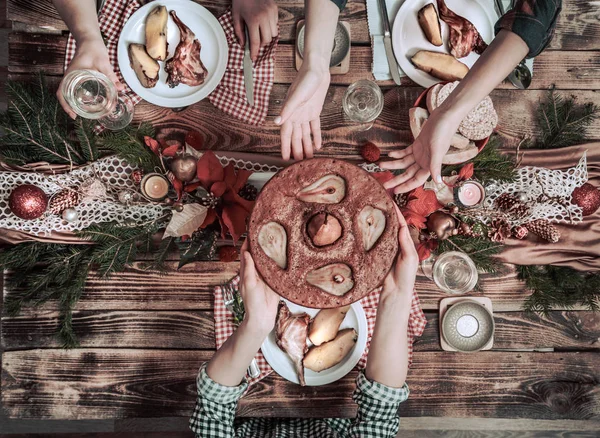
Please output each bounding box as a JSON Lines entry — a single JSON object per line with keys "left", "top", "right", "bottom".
{"left": 303, "top": 328, "right": 358, "bottom": 372}
{"left": 411, "top": 50, "right": 469, "bottom": 82}
{"left": 309, "top": 305, "right": 351, "bottom": 346}
{"left": 418, "top": 4, "right": 443, "bottom": 46}
{"left": 128, "top": 43, "right": 159, "bottom": 89}
{"left": 357, "top": 206, "right": 386, "bottom": 251}
{"left": 297, "top": 175, "right": 346, "bottom": 204}
{"left": 258, "top": 222, "right": 287, "bottom": 269}
{"left": 145, "top": 5, "right": 168, "bottom": 61}
{"left": 306, "top": 263, "right": 354, "bottom": 296}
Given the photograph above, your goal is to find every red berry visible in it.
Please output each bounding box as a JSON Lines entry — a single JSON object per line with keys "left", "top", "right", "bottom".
{"left": 218, "top": 246, "right": 239, "bottom": 262}
{"left": 361, "top": 142, "right": 381, "bottom": 163}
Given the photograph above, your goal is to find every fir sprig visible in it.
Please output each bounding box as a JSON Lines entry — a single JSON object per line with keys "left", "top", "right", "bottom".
{"left": 532, "top": 89, "right": 600, "bottom": 149}
{"left": 0, "top": 72, "right": 96, "bottom": 166}
{"left": 443, "top": 135, "right": 516, "bottom": 184}
{"left": 437, "top": 235, "right": 505, "bottom": 275}
{"left": 518, "top": 265, "right": 600, "bottom": 315}
{"left": 99, "top": 122, "right": 161, "bottom": 172}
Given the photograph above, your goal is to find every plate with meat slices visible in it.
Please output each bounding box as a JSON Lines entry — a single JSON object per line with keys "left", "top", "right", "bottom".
{"left": 392, "top": 0, "right": 496, "bottom": 88}
{"left": 261, "top": 300, "right": 368, "bottom": 386}
{"left": 117, "top": 0, "right": 228, "bottom": 107}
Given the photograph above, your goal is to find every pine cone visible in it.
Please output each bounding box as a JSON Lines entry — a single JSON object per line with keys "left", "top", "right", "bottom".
{"left": 488, "top": 218, "right": 511, "bottom": 243}
{"left": 394, "top": 193, "right": 409, "bottom": 209}
{"left": 49, "top": 189, "right": 80, "bottom": 215}
{"left": 525, "top": 220, "right": 560, "bottom": 243}
{"left": 494, "top": 193, "right": 530, "bottom": 219}
{"left": 238, "top": 183, "right": 258, "bottom": 202}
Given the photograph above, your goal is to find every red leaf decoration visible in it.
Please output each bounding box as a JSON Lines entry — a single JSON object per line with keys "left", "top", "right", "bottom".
{"left": 233, "top": 168, "right": 252, "bottom": 192}
{"left": 185, "top": 130, "right": 204, "bottom": 150}
{"left": 201, "top": 208, "right": 217, "bottom": 228}
{"left": 371, "top": 171, "right": 394, "bottom": 186}
{"left": 167, "top": 173, "right": 183, "bottom": 201}
{"left": 223, "top": 189, "right": 254, "bottom": 213}
{"left": 405, "top": 187, "right": 442, "bottom": 218}
{"left": 162, "top": 144, "right": 180, "bottom": 157}
{"left": 458, "top": 163, "right": 474, "bottom": 181}
{"left": 197, "top": 151, "right": 224, "bottom": 189}
{"left": 221, "top": 203, "right": 249, "bottom": 243}
{"left": 211, "top": 181, "right": 227, "bottom": 198}
{"left": 223, "top": 163, "right": 237, "bottom": 188}
{"left": 402, "top": 209, "right": 427, "bottom": 229}
{"left": 144, "top": 136, "right": 161, "bottom": 155}
{"left": 184, "top": 182, "right": 202, "bottom": 192}
{"left": 417, "top": 239, "right": 438, "bottom": 261}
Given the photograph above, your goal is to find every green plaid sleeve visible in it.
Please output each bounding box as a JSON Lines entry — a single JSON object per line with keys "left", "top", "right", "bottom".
{"left": 345, "top": 372, "right": 410, "bottom": 438}
{"left": 495, "top": 0, "right": 562, "bottom": 58}
{"left": 189, "top": 364, "right": 248, "bottom": 438}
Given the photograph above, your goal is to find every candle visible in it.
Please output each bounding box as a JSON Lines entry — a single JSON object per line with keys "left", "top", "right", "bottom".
{"left": 455, "top": 180, "right": 485, "bottom": 208}
{"left": 141, "top": 173, "right": 169, "bottom": 201}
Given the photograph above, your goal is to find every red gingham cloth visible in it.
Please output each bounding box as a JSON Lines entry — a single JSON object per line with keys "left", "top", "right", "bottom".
{"left": 64, "top": 1, "right": 276, "bottom": 125}
{"left": 214, "top": 276, "right": 427, "bottom": 386}
{"left": 208, "top": 11, "right": 278, "bottom": 126}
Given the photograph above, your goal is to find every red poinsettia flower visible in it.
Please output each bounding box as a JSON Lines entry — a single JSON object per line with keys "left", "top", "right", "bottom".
{"left": 196, "top": 151, "right": 253, "bottom": 243}
{"left": 416, "top": 238, "right": 439, "bottom": 261}
{"left": 401, "top": 186, "right": 442, "bottom": 229}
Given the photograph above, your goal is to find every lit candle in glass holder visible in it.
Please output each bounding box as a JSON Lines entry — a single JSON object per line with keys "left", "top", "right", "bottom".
{"left": 454, "top": 180, "right": 485, "bottom": 209}
{"left": 141, "top": 173, "right": 170, "bottom": 201}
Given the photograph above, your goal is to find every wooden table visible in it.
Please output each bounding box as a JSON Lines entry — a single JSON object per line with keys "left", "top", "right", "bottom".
{"left": 2, "top": 0, "right": 600, "bottom": 434}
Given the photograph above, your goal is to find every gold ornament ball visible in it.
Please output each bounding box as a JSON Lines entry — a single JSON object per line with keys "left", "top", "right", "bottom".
{"left": 62, "top": 208, "right": 78, "bottom": 222}
{"left": 170, "top": 154, "right": 198, "bottom": 182}
{"left": 426, "top": 211, "right": 456, "bottom": 240}
{"left": 9, "top": 184, "right": 48, "bottom": 219}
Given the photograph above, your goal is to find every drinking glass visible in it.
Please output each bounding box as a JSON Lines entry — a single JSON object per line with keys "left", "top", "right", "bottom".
{"left": 432, "top": 251, "right": 478, "bottom": 294}
{"left": 61, "top": 69, "right": 134, "bottom": 130}
{"left": 342, "top": 79, "right": 384, "bottom": 130}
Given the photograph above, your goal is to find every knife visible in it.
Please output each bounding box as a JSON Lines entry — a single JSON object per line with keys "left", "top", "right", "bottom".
{"left": 377, "top": 0, "right": 402, "bottom": 85}
{"left": 243, "top": 26, "right": 255, "bottom": 106}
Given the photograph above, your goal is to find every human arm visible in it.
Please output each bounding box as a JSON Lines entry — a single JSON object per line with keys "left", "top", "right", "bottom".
{"left": 381, "top": 0, "right": 562, "bottom": 193}
{"left": 344, "top": 208, "right": 418, "bottom": 438}
{"left": 190, "top": 242, "right": 279, "bottom": 436}
{"left": 232, "top": 0, "right": 278, "bottom": 62}
{"left": 274, "top": 0, "right": 341, "bottom": 161}
{"left": 52, "top": 0, "right": 123, "bottom": 119}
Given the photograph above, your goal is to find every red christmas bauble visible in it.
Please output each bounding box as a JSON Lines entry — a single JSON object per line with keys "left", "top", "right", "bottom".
{"left": 9, "top": 184, "right": 48, "bottom": 219}
{"left": 572, "top": 183, "right": 600, "bottom": 216}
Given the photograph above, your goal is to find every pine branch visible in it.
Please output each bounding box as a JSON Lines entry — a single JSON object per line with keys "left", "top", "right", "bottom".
{"left": 438, "top": 235, "right": 505, "bottom": 275}
{"left": 75, "top": 118, "right": 98, "bottom": 162}
{"left": 141, "top": 236, "right": 175, "bottom": 274}
{"left": 98, "top": 122, "right": 161, "bottom": 172}
{"left": 443, "top": 136, "right": 516, "bottom": 184}
{"left": 531, "top": 89, "right": 600, "bottom": 149}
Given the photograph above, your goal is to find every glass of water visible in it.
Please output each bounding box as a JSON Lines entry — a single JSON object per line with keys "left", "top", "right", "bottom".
{"left": 342, "top": 79, "right": 384, "bottom": 130}
{"left": 432, "top": 251, "right": 478, "bottom": 294}
{"left": 61, "top": 69, "right": 134, "bottom": 130}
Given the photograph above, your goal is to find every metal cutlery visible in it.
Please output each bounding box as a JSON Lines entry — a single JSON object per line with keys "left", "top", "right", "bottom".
{"left": 222, "top": 282, "right": 261, "bottom": 378}
{"left": 243, "top": 26, "right": 255, "bottom": 106}
{"left": 377, "top": 0, "right": 402, "bottom": 85}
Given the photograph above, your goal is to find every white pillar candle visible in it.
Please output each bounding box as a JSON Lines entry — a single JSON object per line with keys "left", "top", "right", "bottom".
{"left": 457, "top": 181, "right": 485, "bottom": 207}
{"left": 141, "top": 173, "right": 169, "bottom": 201}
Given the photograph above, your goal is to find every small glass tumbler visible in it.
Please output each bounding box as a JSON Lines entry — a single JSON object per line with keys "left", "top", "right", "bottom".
{"left": 61, "top": 69, "right": 134, "bottom": 130}
{"left": 342, "top": 79, "right": 384, "bottom": 130}
{"left": 432, "top": 251, "right": 478, "bottom": 294}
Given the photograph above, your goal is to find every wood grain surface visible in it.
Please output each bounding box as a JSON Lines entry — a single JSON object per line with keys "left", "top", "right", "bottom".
{"left": 2, "top": 309, "right": 599, "bottom": 351}
{"left": 2, "top": 349, "right": 599, "bottom": 420}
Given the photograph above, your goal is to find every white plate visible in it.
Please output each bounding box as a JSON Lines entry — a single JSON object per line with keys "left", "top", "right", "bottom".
{"left": 392, "top": 0, "right": 496, "bottom": 88}
{"left": 117, "top": 0, "right": 228, "bottom": 107}
{"left": 261, "top": 300, "right": 368, "bottom": 386}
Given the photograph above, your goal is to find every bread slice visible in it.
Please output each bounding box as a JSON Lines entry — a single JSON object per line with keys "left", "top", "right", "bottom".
{"left": 442, "top": 143, "right": 479, "bottom": 165}
{"left": 426, "top": 83, "right": 442, "bottom": 113}
{"left": 411, "top": 51, "right": 469, "bottom": 82}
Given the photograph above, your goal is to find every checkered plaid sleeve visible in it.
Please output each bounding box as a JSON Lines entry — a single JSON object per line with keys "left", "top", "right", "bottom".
{"left": 344, "top": 372, "right": 410, "bottom": 438}
{"left": 189, "top": 364, "right": 248, "bottom": 438}
{"left": 495, "top": 0, "right": 562, "bottom": 58}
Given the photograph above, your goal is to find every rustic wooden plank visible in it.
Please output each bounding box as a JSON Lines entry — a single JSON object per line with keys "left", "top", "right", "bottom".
{"left": 7, "top": 0, "right": 600, "bottom": 51}
{"left": 2, "top": 350, "right": 599, "bottom": 419}
{"left": 1, "top": 310, "right": 216, "bottom": 350}
{"left": 3, "top": 263, "right": 541, "bottom": 312}
{"left": 2, "top": 309, "right": 599, "bottom": 351}
{"left": 8, "top": 32, "right": 600, "bottom": 90}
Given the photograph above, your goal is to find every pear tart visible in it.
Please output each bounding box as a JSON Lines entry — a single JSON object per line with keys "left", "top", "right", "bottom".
{"left": 249, "top": 158, "right": 399, "bottom": 309}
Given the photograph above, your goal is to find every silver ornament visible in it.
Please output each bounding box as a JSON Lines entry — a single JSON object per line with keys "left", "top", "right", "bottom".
{"left": 517, "top": 192, "right": 528, "bottom": 203}
{"left": 118, "top": 190, "right": 136, "bottom": 205}
{"left": 62, "top": 208, "right": 78, "bottom": 222}
{"left": 80, "top": 178, "right": 107, "bottom": 202}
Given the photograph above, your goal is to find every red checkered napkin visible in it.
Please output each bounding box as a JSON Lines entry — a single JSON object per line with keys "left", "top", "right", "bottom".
{"left": 65, "top": 0, "right": 143, "bottom": 107}
{"left": 209, "top": 11, "right": 278, "bottom": 126}
{"left": 214, "top": 276, "right": 427, "bottom": 387}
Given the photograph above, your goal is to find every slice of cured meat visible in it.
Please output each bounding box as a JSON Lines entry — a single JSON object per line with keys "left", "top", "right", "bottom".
{"left": 436, "top": 0, "right": 488, "bottom": 58}
{"left": 165, "top": 11, "right": 208, "bottom": 88}
{"left": 275, "top": 302, "right": 310, "bottom": 386}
